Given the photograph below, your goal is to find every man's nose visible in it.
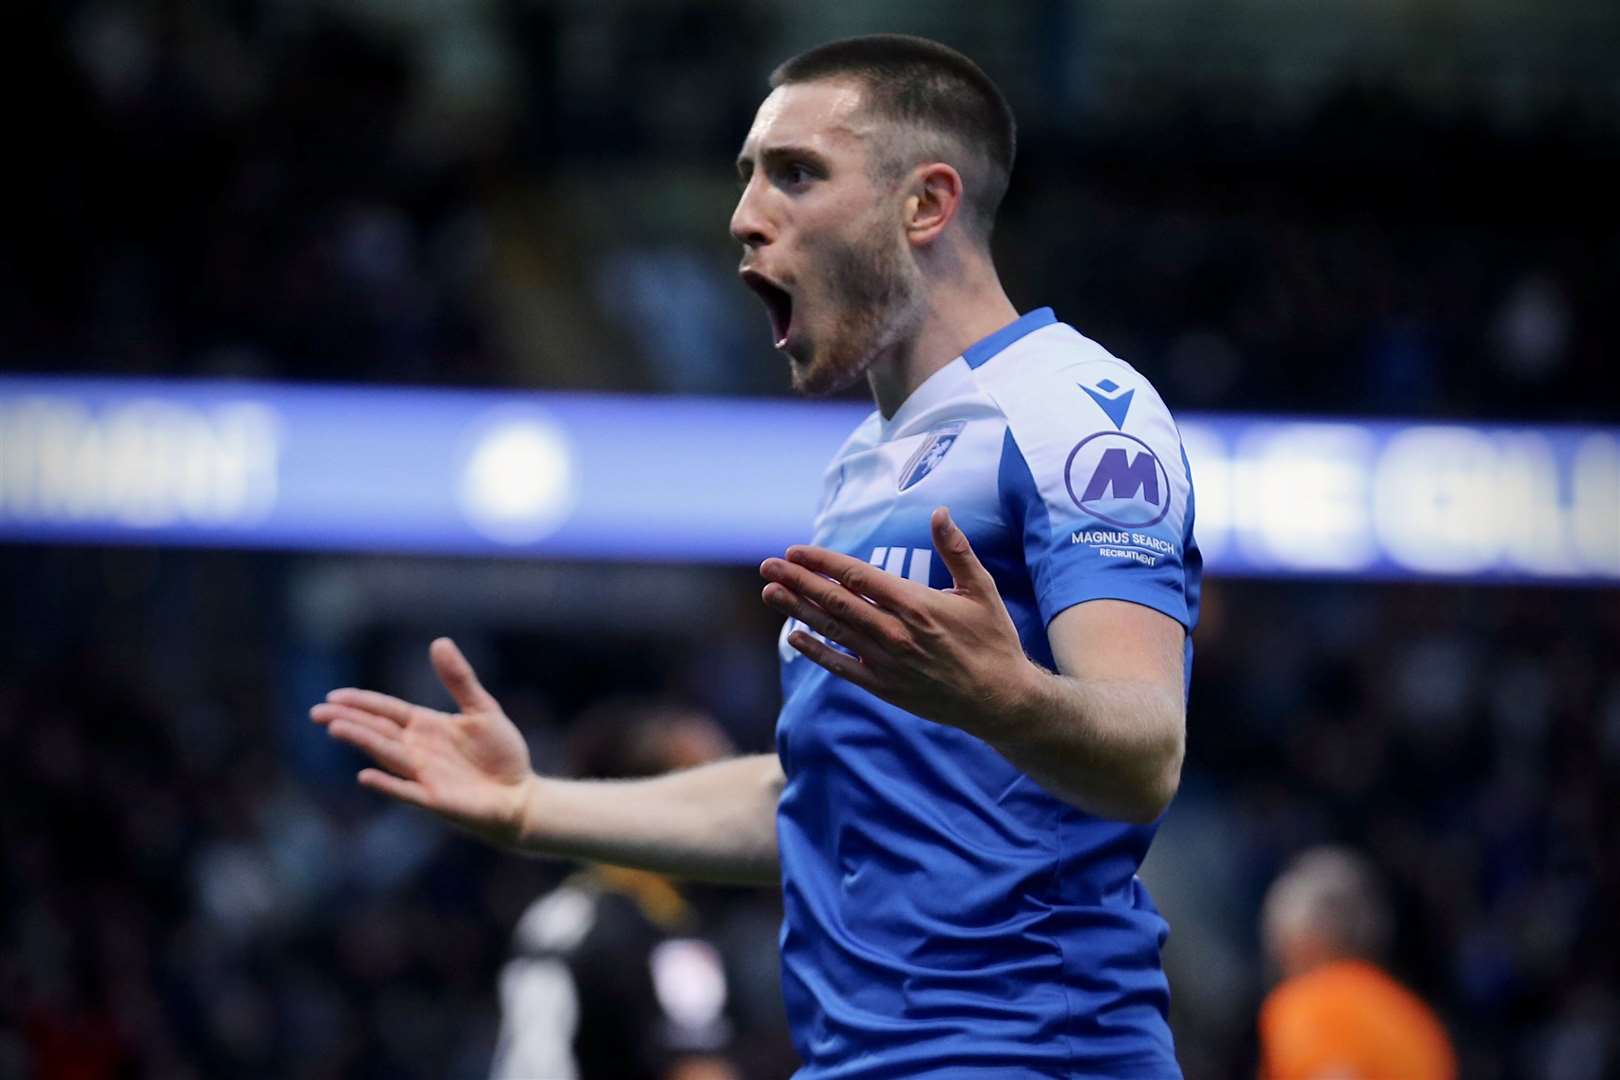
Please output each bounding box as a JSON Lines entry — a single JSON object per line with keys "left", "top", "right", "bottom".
{"left": 729, "top": 181, "right": 772, "bottom": 248}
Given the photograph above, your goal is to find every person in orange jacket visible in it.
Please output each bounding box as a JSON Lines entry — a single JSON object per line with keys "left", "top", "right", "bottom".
{"left": 1258, "top": 847, "right": 1458, "bottom": 1080}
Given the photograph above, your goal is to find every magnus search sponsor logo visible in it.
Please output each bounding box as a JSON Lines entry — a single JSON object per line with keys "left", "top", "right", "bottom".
{"left": 1064, "top": 431, "right": 1171, "bottom": 528}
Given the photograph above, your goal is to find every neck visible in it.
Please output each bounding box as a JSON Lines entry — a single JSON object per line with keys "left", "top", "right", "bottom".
{"left": 866, "top": 248, "right": 1019, "bottom": 419}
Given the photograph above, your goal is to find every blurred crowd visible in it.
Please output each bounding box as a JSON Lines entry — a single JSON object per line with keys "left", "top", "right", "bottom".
{"left": 4, "top": 2, "right": 1619, "bottom": 1079}
{"left": 3, "top": 548, "right": 1617, "bottom": 1079}
{"left": 9, "top": 1, "right": 1617, "bottom": 417}
{"left": 1155, "top": 581, "right": 1620, "bottom": 1079}
{"left": 0, "top": 547, "right": 800, "bottom": 1080}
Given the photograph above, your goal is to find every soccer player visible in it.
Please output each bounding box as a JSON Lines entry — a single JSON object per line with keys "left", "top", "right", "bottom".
{"left": 312, "top": 34, "right": 1199, "bottom": 1078}
{"left": 1258, "top": 848, "right": 1457, "bottom": 1080}
{"left": 491, "top": 701, "right": 741, "bottom": 1080}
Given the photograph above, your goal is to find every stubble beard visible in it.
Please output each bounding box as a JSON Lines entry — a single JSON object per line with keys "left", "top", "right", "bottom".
{"left": 787, "top": 224, "right": 926, "bottom": 398}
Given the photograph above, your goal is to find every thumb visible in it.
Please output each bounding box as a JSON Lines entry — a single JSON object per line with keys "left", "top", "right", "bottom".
{"left": 930, "top": 507, "right": 994, "bottom": 596}
{"left": 430, "top": 637, "right": 498, "bottom": 714}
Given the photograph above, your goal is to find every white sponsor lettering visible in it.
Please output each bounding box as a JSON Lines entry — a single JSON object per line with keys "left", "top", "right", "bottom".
{"left": 1098, "top": 546, "right": 1158, "bottom": 566}
{"left": 1178, "top": 421, "right": 1619, "bottom": 580}
{"left": 1072, "top": 529, "right": 1177, "bottom": 561}
{"left": 880, "top": 546, "right": 906, "bottom": 576}
{"left": 0, "top": 396, "right": 279, "bottom": 528}
{"left": 783, "top": 544, "right": 937, "bottom": 662}
{"left": 868, "top": 545, "right": 933, "bottom": 584}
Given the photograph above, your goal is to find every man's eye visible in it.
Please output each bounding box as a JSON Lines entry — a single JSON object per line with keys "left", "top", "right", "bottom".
{"left": 782, "top": 164, "right": 813, "bottom": 186}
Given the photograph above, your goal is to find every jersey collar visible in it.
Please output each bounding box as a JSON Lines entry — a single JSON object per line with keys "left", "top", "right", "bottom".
{"left": 878, "top": 308, "right": 1059, "bottom": 441}
{"left": 962, "top": 307, "right": 1056, "bottom": 369}
{"left": 879, "top": 353, "right": 972, "bottom": 441}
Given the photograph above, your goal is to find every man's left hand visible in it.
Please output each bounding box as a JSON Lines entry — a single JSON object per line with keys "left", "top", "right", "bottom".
{"left": 759, "top": 505, "right": 1036, "bottom": 738}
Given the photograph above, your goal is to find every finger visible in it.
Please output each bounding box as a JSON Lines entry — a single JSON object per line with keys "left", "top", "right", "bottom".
{"left": 430, "top": 637, "right": 498, "bottom": 714}
{"left": 357, "top": 768, "right": 432, "bottom": 809}
{"left": 311, "top": 702, "right": 403, "bottom": 744}
{"left": 777, "top": 547, "right": 922, "bottom": 613}
{"left": 787, "top": 630, "right": 882, "bottom": 694}
{"left": 930, "top": 507, "right": 995, "bottom": 595}
{"left": 324, "top": 687, "right": 414, "bottom": 727}
{"left": 762, "top": 582, "right": 880, "bottom": 657}
{"left": 765, "top": 555, "right": 917, "bottom": 635}
{"left": 763, "top": 573, "right": 901, "bottom": 653}
{"left": 328, "top": 719, "right": 419, "bottom": 778}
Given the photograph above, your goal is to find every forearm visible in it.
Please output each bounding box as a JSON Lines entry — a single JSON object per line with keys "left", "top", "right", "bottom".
{"left": 514, "top": 752, "right": 785, "bottom": 886}
{"left": 982, "top": 664, "right": 1184, "bottom": 825}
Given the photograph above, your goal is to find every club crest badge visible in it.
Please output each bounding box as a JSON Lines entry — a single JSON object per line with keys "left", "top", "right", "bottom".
{"left": 898, "top": 421, "right": 966, "bottom": 491}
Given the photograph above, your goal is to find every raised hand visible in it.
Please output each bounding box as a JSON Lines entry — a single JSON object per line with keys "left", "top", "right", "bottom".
{"left": 759, "top": 506, "right": 1037, "bottom": 739}
{"left": 310, "top": 638, "right": 537, "bottom": 848}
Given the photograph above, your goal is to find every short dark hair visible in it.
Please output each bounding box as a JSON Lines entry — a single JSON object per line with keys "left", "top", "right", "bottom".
{"left": 770, "top": 34, "right": 1017, "bottom": 242}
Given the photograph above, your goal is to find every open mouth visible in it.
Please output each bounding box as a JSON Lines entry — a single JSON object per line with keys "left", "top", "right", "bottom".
{"left": 740, "top": 269, "right": 794, "bottom": 349}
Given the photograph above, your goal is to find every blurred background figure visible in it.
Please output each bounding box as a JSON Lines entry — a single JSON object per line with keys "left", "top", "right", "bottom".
{"left": 492, "top": 701, "right": 742, "bottom": 1080}
{"left": 1258, "top": 847, "right": 1455, "bottom": 1080}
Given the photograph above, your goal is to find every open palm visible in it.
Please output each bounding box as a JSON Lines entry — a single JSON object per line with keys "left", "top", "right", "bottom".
{"left": 310, "top": 637, "right": 535, "bottom": 848}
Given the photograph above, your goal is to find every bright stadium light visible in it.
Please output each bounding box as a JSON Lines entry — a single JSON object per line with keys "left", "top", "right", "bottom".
{"left": 457, "top": 410, "right": 578, "bottom": 545}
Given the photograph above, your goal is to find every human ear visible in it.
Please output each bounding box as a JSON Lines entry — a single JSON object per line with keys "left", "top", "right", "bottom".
{"left": 904, "top": 163, "right": 962, "bottom": 246}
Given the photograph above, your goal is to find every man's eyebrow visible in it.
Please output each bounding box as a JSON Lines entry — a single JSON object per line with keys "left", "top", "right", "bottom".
{"left": 736, "top": 144, "right": 830, "bottom": 179}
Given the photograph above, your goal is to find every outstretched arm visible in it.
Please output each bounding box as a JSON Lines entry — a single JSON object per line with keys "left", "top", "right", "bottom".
{"left": 311, "top": 638, "right": 784, "bottom": 886}
{"left": 759, "top": 506, "right": 1184, "bottom": 824}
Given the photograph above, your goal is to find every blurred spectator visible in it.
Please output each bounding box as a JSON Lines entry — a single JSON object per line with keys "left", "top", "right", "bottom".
{"left": 6, "top": 3, "right": 1615, "bottom": 421}
{"left": 2, "top": 543, "right": 1617, "bottom": 1077}
{"left": 1258, "top": 847, "right": 1457, "bottom": 1080}
{"left": 491, "top": 700, "right": 742, "bottom": 1080}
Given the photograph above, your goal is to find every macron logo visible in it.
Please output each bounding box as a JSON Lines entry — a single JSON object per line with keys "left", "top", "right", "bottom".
{"left": 1081, "top": 377, "right": 1134, "bottom": 430}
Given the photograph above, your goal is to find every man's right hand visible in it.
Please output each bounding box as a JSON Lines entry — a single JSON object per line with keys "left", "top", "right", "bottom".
{"left": 310, "top": 637, "right": 537, "bottom": 849}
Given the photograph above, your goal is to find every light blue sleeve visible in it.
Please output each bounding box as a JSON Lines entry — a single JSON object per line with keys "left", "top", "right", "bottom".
{"left": 992, "top": 355, "right": 1194, "bottom": 629}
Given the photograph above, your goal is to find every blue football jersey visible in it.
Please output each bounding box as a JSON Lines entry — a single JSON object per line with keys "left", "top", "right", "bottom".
{"left": 774, "top": 308, "right": 1200, "bottom": 1079}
